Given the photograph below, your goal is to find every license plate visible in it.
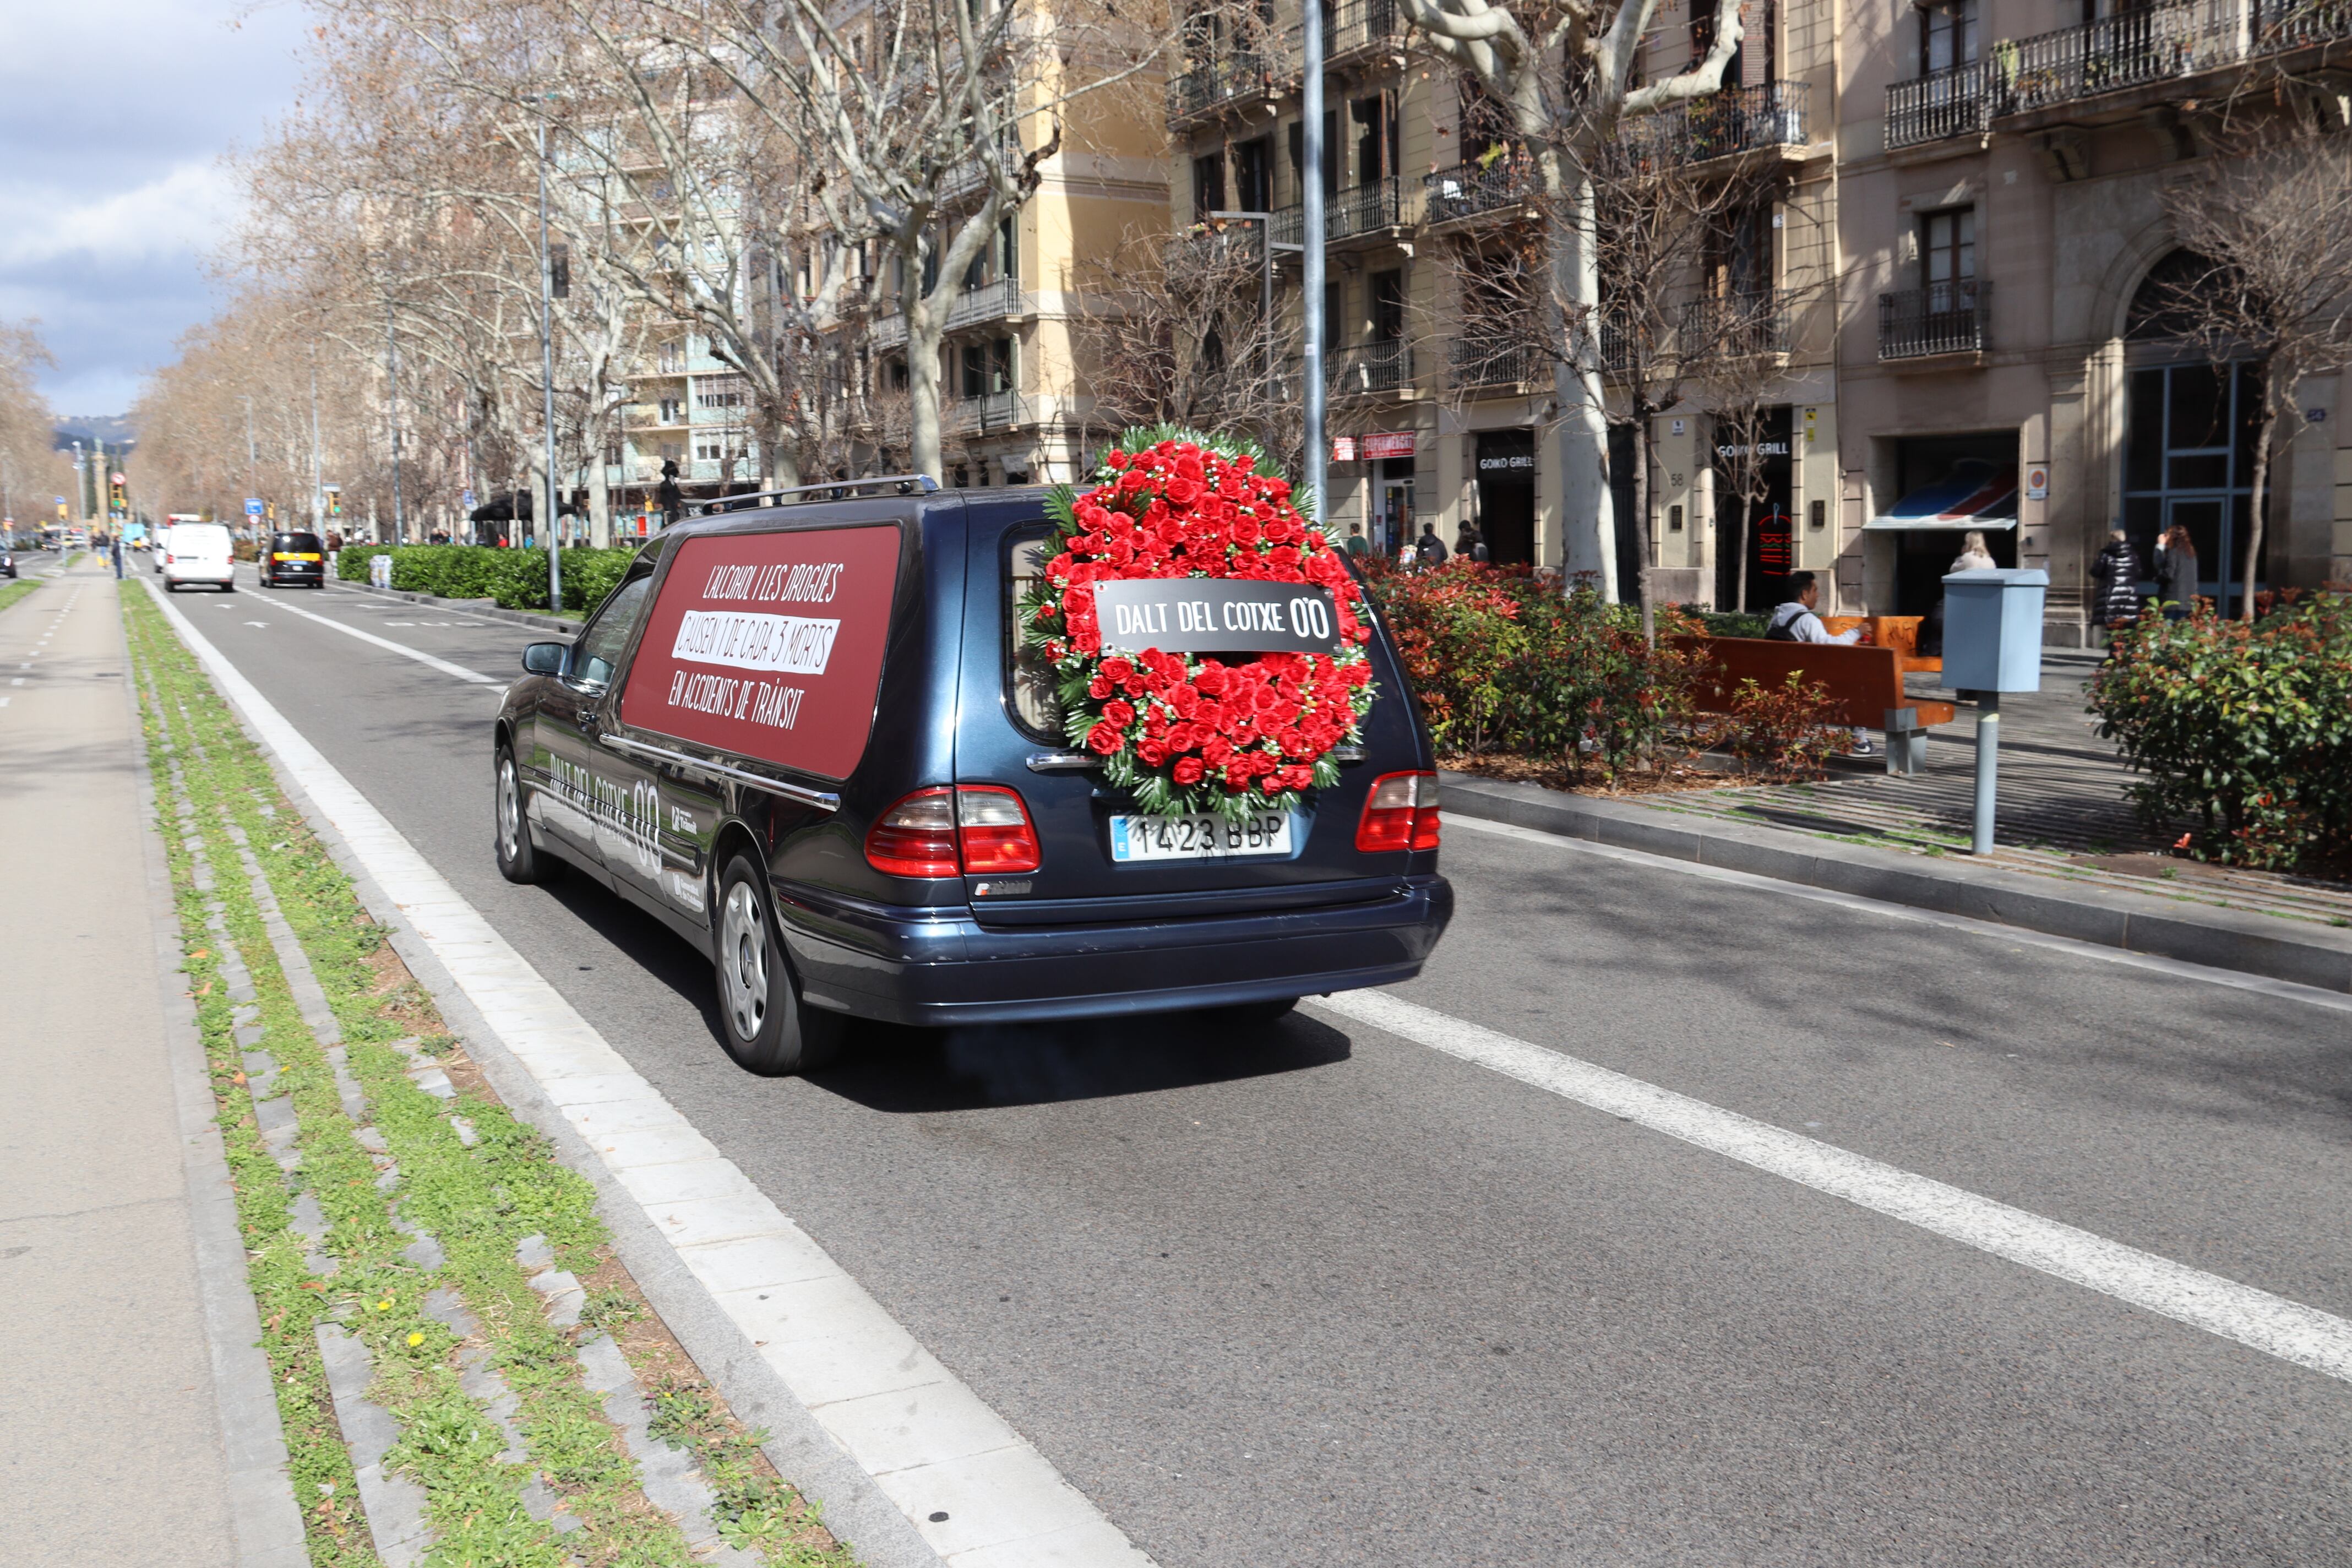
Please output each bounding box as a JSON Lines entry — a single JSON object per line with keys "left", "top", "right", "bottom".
{"left": 1109, "top": 810, "right": 1293, "bottom": 863}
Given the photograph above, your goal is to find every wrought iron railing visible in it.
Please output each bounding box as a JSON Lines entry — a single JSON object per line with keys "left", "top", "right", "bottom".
{"left": 1450, "top": 337, "right": 1538, "bottom": 389}
{"left": 1423, "top": 154, "right": 1536, "bottom": 225}
{"left": 945, "top": 277, "right": 1025, "bottom": 333}
{"left": 1167, "top": 43, "right": 1294, "bottom": 124}
{"left": 1270, "top": 178, "right": 1401, "bottom": 247}
{"left": 1621, "top": 81, "right": 1811, "bottom": 163}
{"left": 1879, "top": 280, "right": 1991, "bottom": 359}
{"left": 938, "top": 141, "right": 1025, "bottom": 205}
{"left": 869, "top": 312, "right": 908, "bottom": 352}
{"left": 1680, "top": 290, "right": 1790, "bottom": 358}
{"left": 950, "top": 390, "right": 1027, "bottom": 433}
{"left": 1887, "top": 0, "right": 2352, "bottom": 147}
{"left": 1326, "top": 340, "right": 1414, "bottom": 395}
{"left": 1324, "top": 0, "right": 1404, "bottom": 59}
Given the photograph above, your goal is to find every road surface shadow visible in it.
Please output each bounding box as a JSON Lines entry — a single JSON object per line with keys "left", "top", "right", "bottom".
{"left": 815, "top": 1009, "right": 1352, "bottom": 1112}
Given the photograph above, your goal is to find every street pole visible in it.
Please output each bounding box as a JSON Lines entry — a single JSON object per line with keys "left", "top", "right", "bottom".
{"left": 242, "top": 398, "right": 256, "bottom": 528}
{"left": 1301, "top": 0, "right": 1326, "bottom": 524}
{"left": 1971, "top": 695, "right": 2001, "bottom": 854}
{"left": 309, "top": 360, "right": 324, "bottom": 533}
{"left": 538, "top": 118, "right": 563, "bottom": 612}
{"left": 1209, "top": 209, "right": 1294, "bottom": 457}
{"left": 385, "top": 299, "right": 405, "bottom": 543}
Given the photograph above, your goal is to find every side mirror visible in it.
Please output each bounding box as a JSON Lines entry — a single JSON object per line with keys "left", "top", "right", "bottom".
{"left": 521, "top": 641, "right": 569, "bottom": 676}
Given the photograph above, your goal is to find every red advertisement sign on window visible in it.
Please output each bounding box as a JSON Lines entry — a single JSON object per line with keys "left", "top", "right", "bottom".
{"left": 619, "top": 524, "right": 902, "bottom": 780}
{"left": 1756, "top": 510, "right": 1794, "bottom": 576}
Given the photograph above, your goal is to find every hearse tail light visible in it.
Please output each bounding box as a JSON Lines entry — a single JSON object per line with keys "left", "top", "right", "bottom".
{"left": 954, "top": 785, "right": 1041, "bottom": 874}
{"left": 1355, "top": 771, "right": 1440, "bottom": 853}
{"left": 864, "top": 788, "right": 960, "bottom": 878}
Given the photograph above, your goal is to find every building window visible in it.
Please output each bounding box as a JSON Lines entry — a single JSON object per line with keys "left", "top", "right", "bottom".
{"left": 1921, "top": 205, "right": 1975, "bottom": 309}
{"left": 1287, "top": 112, "right": 1340, "bottom": 200}
{"left": 1232, "top": 137, "right": 1272, "bottom": 212}
{"left": 1351, "top": 94, "right": 1396, "bottom": 184}
{"left": 1193, "top": 150, "right": 1226, "bottom": 221}
{"left": 962, "top": 337, "right": 1014, "bottom": 397}
{"left": 1371, "top": 270, "right": 1405, "bottom": 342}
{"left": 658, "top": 398, "right": 682, "bottom": 424}
{"left": 1921, "top": 0, "right": 1978, "bottom": 74}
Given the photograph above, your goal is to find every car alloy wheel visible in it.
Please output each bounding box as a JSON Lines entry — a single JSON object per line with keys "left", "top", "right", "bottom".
{"left": 720, "top": 879, "right": 770, "bottom": 1043}
{"left": 497, "top": 756, "right": 522, "bottom": 862}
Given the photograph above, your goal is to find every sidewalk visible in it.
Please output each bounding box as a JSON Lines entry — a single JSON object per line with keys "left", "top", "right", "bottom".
{"left": 0, "top": 558, "right": 303, "bottom": 1566}
{"left": 1646, "top": 651, "right": 2352, "bottom": 931}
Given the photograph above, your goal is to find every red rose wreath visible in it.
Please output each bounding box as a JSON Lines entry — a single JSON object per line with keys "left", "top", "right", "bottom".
{"left": 1025, "top": 427, "right": 1377, "bottom": 820}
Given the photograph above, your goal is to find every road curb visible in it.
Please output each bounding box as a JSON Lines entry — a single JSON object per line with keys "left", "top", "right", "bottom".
{"left": 1439, "top": 771, "right": 2352, "bottom": 994}
{"left": 329, "top": 576, "right": 579, "bottom": 634}
{"left": 121, "top": 587, "right": 312, "bottom": 1568}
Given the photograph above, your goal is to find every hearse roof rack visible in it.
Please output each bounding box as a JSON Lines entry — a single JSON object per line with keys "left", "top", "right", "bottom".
{"left": 693, "top": 473, "right": 940, "bottom": 515}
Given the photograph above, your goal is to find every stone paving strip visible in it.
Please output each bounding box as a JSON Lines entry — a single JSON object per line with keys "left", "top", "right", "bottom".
{"left": 124, "top": 586, "right": 856, "bottom": 1568}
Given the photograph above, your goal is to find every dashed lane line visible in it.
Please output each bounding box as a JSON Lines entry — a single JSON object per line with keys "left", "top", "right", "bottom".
{"left": 1309, "top": 987, "right": 2352, "bottom": 1386}
{"left": 250, "top": 589, "right": 499, "bottom": 686}
{"left": 141, "top": 577, "right": 1153, "bottom": 1568}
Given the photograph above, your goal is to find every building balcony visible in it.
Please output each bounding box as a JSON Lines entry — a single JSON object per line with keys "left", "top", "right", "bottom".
{"left": 1168, "top": 43, "right": 1295, "bottom": 128}
{"left": 869, "top": 312, "right": 908, "bottom": 352}
{"left": 1884, "top": 66, "right": 1991, "bottom": 150}
{"left": 939, "top": 141, "right": 1025, "bottom": 206}
{"left": 945, "top": 276, "right": 1026, "bottom": 334}
{"left": 950, "top": 389, "right": 1028, "bottom": 435}
{"left": 1995, "top": 0, "right": 2352, "bottom": 122}
{"left": 1308, "top": 340, "right": 1414, "bottom": 397}
{"left": 1270, "top": 178, "right": 1403, "bottom": 248}
{"left": 1680, "top": 290, "right": 1791, "bottom": 358}
{"left": 1879, "top": 280, "right": 1990, "bottom": 360}
{"left": 1324, "top": 0, "right": 1406, "bottom": 62}
{"left": 1423, "top": 154, "right": 1537, "bottom": 227}
{"left": 1449, "top": 337, "right": 1540, "bottom": 391}
{"left": 1621, "top": 81, "right": 1811, "bottom": 165}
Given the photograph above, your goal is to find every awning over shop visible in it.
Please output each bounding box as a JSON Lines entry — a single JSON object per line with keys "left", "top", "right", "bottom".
{"left": 1861, "top": 460, "right": 2018, "bottom": 531}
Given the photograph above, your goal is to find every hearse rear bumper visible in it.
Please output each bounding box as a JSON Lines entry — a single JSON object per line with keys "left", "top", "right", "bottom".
{"left": 776, "top": 874, "right": 1452, "bottom": 1026}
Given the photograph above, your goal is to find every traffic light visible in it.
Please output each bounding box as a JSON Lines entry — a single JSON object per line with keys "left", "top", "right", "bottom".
{"left": 109, "top": 473, "right": 126, "bottom": 514}
{"left": 324, "top": 484, "right": 342, "bottom": 519}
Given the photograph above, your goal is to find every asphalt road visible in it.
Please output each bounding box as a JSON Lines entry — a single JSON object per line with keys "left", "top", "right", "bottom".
{"left": 157, "top": 567, "right": 2352, "bottom": 1566}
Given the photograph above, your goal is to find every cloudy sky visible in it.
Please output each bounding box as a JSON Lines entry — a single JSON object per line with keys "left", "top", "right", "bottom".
{"left": 0, "top": 1, "right": 308, "bottom": 418}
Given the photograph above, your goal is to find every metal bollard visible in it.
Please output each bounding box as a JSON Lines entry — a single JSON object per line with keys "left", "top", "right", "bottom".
{"left": 1881, "top": 706, "right": 1925, "bottom": 777}
{"left": 1971, "top": 694, "right": 2001, "bottom": 854}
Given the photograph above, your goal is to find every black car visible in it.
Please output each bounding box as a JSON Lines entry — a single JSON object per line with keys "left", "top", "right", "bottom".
{"left": 1, "top": 549, "right": 14, "bottom": 579}
{"left": 492, "top": 476, "right": 1452, "bottom": 1075}
{"left": 260, "top": 531, "right": 328, "bottom": 588}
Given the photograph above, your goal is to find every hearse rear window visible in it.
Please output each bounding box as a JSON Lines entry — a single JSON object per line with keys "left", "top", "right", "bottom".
{"left": 617, "top": 524, "right": 902, "bottom": 780}
{"left": 1005, "top": 529, "right": 1062, "bottom": 742}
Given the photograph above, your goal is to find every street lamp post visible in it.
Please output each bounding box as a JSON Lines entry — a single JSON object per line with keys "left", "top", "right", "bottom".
{"left": 537, "top": 118, "right": 563, "bottom": 612}
{"left": 385, "top": 301, "right": 405, "bottom": 544}
{"left": 1207, "top": 209, "right": 1304, "bottom": 457}
{"left": 1302, "top": 0, "right": 1327, "bottom": 524}
{"left": 309, "top": 360, "right": 324, "bottom": 533}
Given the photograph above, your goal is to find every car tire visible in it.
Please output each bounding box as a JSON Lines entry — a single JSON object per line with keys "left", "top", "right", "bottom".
{"left": 493, "top": 746, "right": 558, "bottom": 885}
{"left": 715, "top": 854, "right": 844, "bottom": 1076}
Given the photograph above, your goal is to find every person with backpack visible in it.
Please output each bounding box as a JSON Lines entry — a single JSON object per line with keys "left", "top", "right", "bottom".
{"left": 1763, "top": 570, "right": 1875, "bottom": 756}
{"left": 1416, "top": 524, "right": 1449, "bottom": 567}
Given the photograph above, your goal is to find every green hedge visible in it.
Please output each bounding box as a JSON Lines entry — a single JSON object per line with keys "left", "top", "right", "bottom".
{"left": 2088, "top": 594, "right": 2352, "bottom": 872}
{"left": 335, "top": 544, "right": 638, "bottom": 614}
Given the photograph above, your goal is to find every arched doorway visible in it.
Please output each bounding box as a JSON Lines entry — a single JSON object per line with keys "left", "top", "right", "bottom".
{"left": 2121, "top": 252, "right": 2268, "bottom": 617}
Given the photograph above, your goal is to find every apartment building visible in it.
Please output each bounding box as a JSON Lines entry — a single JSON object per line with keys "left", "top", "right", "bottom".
{"left": 1845, "top": 0, "right": 2352, "bottom": 635}
{"left": 1164, "top": 0, "right": 2352, "bottom": 632}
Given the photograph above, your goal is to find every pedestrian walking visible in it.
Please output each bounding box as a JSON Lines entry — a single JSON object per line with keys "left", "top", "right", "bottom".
{"left": 1344, "top": 523, "right": 1369, "bottom": 560}
{"left": 111, "top": 533, "right": 125, "bottom": 579}
{"left": 1416, "top": 524, "right": 1449, "bottom": 568}
{"left": 2091, "top": 527, "right": 2144, "bottom": 638}
{"left": 2155, "top": 524, "right": 2198, "bottom": 619}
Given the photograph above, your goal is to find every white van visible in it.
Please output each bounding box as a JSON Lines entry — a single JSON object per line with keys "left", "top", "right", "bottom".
{"left": 161, "top": 522, "right": 237, "bottom": 592}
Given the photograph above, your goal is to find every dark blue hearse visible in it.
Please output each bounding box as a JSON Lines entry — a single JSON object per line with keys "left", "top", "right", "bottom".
{"left": 493, "top": 477, "right": 1451, "bottom": 1074}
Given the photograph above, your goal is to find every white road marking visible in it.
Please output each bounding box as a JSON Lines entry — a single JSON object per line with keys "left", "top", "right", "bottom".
{"left": 1311, "top": 987, "right": 2352, "bottom": 1385}
{"left": 140, "top": 579, "right": 1152, "bottom": 1568}
{"left": 1446, "top": 813, "right": 2352, "bottom": 1015}
{"left": 257, "top": 593, "right": 498, "bottom": 685}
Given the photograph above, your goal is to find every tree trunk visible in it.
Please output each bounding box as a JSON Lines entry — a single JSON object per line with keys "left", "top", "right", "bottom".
{"left": 1630, "top": 414, "right": 1656, "bottom": 646}
{"left": 2242, "top": 378, "right": 2274, "bottom": 623}
{"left": 1543, "top": 150, "right": 1619, "bottom": 601}
{"left": 907, "top": 307, "right": 945, "bottom": 482}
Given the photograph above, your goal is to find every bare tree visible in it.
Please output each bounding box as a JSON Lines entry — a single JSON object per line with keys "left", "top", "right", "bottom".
{"left": 1396, "top": 0, "right": 1747, "bottom": 598}
{"left": 2157, "top": 130, "right": 2352, "bottom": 620}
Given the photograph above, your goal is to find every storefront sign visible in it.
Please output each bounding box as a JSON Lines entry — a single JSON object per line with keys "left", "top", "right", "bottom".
{"left": 620, "top": 524, "right": 902, "bottom": 778}
{"left": 1756, "top": 511, "right": 1794, "bottom": 575}
{"left": 1477, "top": 454, "right": 1535, "bottom": 472}
{"left": 1360, "top": 431, "right": 1415, "bottom": 460}
{"left": 1330, "top": 435, "right": 1357, "bottom": 462}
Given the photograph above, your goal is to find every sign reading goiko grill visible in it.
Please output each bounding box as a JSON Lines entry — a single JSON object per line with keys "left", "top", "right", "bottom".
{"left": 620, "top": 525, "right": 902, "bottom": 779}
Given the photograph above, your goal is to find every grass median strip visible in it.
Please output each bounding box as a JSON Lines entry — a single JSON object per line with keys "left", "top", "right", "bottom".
{"left": 0, "top": 576, "right": 40, "bottom": 614}
{"left": 124, "top": 585, "right": 857, "bottom": 1568}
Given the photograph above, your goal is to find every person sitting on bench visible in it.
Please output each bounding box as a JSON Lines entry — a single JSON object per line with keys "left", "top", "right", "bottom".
{"left": 1763, "top": 571, "right": 1875, "bottom": 756}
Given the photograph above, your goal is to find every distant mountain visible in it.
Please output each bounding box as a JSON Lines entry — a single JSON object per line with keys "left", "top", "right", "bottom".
{"left": 54, "top": 416, "right": 137, "bottom": 450}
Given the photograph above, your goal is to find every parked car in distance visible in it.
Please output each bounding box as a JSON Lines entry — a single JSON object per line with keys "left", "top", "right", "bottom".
{"left": 160, "top": 522, "right": 237, "bottom": 592}
{"left": 1, "top": 548, "right": 15, "bottom": 579}
{"left": 260, "top": 530, "right": 328, "bottom": 589}
{"left": 491, "top": 477, "right": 1452, "bottom": 1076}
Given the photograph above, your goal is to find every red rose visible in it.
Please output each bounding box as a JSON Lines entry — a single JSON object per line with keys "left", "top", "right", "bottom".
{"left": 1119, "top": 470, "right": 1150, "bottom": 494}
{"left": 1164, "top": 477, "right": 1202, "bottom": 508}
{"left": 1106, "top": 449, "right": 1130, "bottom": 469}
{"left": 1088, "top": 676, "right": 1112, "bottom": 699}
{"left": 1169, "top": 685, "right": 1200, "bottom": 719}
{"left": 1101, "top": 699, "right": 1136, "bottom": 727}
{"left": 1174, "top": 454, "right": 1206, "bottom": 483}
{"left": 1193, "top": 662, "right": 1230, "bottom": 696}
{"left": 1085, "top": 720, "right": 1124, "bottom": 755}
{"left": 1100, "top": 656, "right": 1134, "bottom": 684}
{"left": 1170, "top": 756, "right": 1205, "bottom": 785}
{"left": 1138, "top": 739, "right": 1169, "bottom": 766}
{"left": 1202, "top": 737, "right": 1235, "bottom": 766}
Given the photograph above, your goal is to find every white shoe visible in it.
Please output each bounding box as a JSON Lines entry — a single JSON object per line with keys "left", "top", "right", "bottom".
{"left": 1850, "top": 739, "right": 1876, "bottom": 757}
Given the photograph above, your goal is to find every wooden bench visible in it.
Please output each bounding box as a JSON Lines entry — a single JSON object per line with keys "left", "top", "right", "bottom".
{"left": 1819, "top": 615, "right": 1942, "bottom": 674}
{"left": 1669, "top": 636, "right": 1957, "bottom": 774}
